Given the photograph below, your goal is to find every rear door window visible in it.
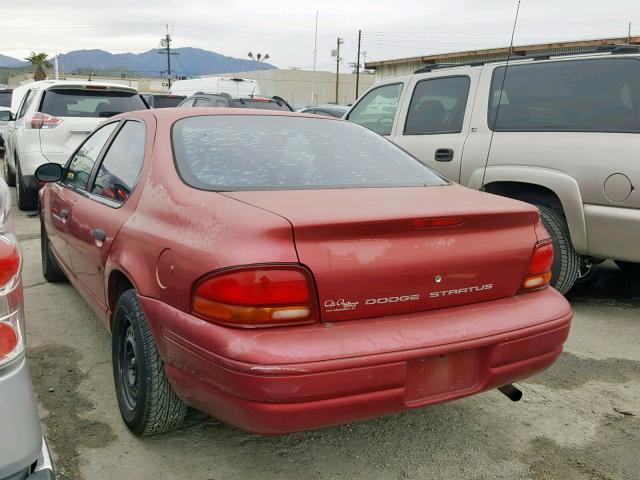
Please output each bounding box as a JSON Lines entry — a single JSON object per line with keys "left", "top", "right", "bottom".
{"left": 489, "top": 58, "right": 640, "bottom": 132}
{"left": 17, "top": 90, "right": 36, "bottom": 119}
{"left": 63, "top": 123, "right": 118, "bottom": 189}
{"left": 346, "top": 83, "right": 403, "bottom": 135}
{"left": 40, "top": 89, "right": 147, "bottom": 118}
{"left": 404, "top": 76, "right": 470, "bottom": 134}
{"left": 91, "top": 121, "right": 146, "bottom": 203}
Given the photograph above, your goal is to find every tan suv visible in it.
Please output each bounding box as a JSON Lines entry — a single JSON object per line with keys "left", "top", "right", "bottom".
{"left": 346, "top": 45, "right": 640, "bottom": 293}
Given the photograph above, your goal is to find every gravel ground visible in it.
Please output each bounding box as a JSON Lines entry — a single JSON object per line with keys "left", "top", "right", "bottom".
{"left": 10, "top": 192, "right": 640, "bottom": 480}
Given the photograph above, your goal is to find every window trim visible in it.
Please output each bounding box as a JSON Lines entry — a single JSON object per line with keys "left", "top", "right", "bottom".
{"left": 61, "top": 120, "right": 121, "bottom": 193}
{"left": 402, "top": 75, "right": 471, "bottom": 136}
{"left": 86, "top": 118, "right": 147, "bottom": 208}
{"left": 345, "top": 82, "right": 404, "bottom": 135}
{"left": 487, "top": 57, "right": 640, "bottom": 133}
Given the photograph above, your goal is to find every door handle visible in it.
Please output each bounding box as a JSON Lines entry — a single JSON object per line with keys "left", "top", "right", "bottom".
{"left": 91, "top": 228, "right": 106, "bottom": 242}
{"left": 60, "top": 208, "right": 69, "bottom": 220}
{"left": 435, "top": 148, "right": 454, "bottom": 162}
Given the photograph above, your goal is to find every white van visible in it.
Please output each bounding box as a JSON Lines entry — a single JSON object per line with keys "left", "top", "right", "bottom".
{"left": 169, "top": 77, "right": 259, "bottom": 98}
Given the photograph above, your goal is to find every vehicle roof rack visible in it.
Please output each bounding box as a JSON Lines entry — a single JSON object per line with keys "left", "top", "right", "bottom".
{"left": 414, "top": 44, "right": 640, "bottom": 74}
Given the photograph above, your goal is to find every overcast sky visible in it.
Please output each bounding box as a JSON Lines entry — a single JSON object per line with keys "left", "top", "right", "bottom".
{"left": 2, "top": 0, "right": 639, "bottom": 71}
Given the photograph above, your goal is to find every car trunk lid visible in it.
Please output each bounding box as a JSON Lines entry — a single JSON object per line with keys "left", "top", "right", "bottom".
{"left": 224, "top": 185, "right": 540, "bottom": 322}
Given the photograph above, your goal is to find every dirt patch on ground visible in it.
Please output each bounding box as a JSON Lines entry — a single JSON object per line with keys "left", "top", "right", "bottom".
{"left": 530, "top": 352, "right": 640, "bottom": 390}
{"left": 27, "top": 344, "right": 117, "bottom": 480}
{"left": 527, "top": 414, "right": 640, "bottom": 480}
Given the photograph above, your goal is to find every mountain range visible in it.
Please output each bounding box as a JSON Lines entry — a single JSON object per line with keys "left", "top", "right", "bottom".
{"left": 0, "top": 48, "right": 276, "bottom": 76}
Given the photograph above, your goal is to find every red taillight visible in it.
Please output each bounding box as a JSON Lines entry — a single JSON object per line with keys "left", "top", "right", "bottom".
{"left": 30, "top": 112, "right": 62, "bottom": 129}
{"left": 192, "top": 266, "right": 316, "bottom": 327}
{"left": 521, "top": 240, "right": 554, "bottom": 291}
{"left": 0, "top": 323, "right": 18, "bottom": 359}
{"left": 0, "top": 237, "right": 20, "bottom": 289}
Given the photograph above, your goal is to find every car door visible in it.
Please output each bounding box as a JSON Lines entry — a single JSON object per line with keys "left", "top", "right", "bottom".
{"left": 391, "top": 72, "right": 479, "bottom": 182}
{"left": 65, "top": 119, "right": 149, "bottom": 314}
{"left": 46, "top": 122, "right": 119, "bottom": 272}
{"left": 7, "top": 88, "right": 37, "bottom": 170}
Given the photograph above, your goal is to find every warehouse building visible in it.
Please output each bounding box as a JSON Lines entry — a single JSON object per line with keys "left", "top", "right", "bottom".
{"left": 365, "top": 36, "right": 640, "bottom": 81}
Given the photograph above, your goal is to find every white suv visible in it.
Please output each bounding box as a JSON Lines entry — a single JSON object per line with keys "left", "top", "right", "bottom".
{"left": 3, "top": 81, "right": 147, "bottom": 211}
{"left": 346, "top": 45, "right": 640, "bottom": 293}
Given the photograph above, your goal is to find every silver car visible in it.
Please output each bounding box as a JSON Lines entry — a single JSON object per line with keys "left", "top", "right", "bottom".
{"left": 0, "top": 179, "right": 54, "bottom": 480}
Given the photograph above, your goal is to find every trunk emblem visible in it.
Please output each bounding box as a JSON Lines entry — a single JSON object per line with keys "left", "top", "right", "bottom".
{"left": 435, "top": 275, "right": 442, "bottom": 283}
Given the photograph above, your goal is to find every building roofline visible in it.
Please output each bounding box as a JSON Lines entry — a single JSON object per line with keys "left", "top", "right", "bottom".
{"left": 364, "top": 36, "right": 640, "bottom": 69}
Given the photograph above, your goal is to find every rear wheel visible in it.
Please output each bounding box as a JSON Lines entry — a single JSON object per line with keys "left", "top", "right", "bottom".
{"left": 2, "top": 153, "right": 15, "bottom": 187}
{"left": 40, "top": 219, "right": 67, "bottom": 282}
{"left": 536, "top": 205, "right": 580, "bottom": 295}
{"left": 15, "top": 159, "right": 37, "bottom": 211}
{"left": 615, "top": 260, "right": 640, "bottom": 277}
{"left": 112, "top": 290, "right": 187, "bottom": 436}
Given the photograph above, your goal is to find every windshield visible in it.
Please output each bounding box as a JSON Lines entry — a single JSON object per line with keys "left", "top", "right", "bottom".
{"left": 0, "top": 92, "right": 11, "bottom": 108}
{"left": 172, "top": 115, "right": 446, "bottom": 191}
{"left": 41, "top": 89, "right": 147, "bottom": 118}
{"left": 232, "top": 99, "right": 292, "bottom": 111}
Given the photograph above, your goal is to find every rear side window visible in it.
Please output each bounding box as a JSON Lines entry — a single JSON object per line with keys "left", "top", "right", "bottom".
{"left": 172, "top": 115, "right": 446, "bottom": 191}
{"left": 92, "top": 121, "right": 146, "bottom": 203}
{"left": 17, "top": 90, "right": 36, "bottom": 119}
{"left": 40, "top": 89, "right": 147, "bottom": 118}
{"left": 404, "top": 76, "right": 470, "bottom": 134}
{"left": 489, "top": 58, "right": 640, "bottom": 133}
{"left": 64, "top": 123, "right": 118, "bottom": 189}
{"left": 347, "top": 83, "right": 403, "bottom": 135}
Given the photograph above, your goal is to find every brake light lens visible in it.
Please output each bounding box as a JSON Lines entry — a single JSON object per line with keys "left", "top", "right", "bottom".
{"left": 30, "top": 112, "right": 62, "bottom": 129}
{"left": 412, "top": 217, "right": 466, "bottom": 228}
{"left": 0, "top": 323, "right": 18, "bottom": 359}
{"left": 0, "top": 237, "right": 20, "bottom": 288}
{"left": 521, "top": 240, "right": 554, "bottom": 291}
{"left": 192, "top": 266, "right": 317, "bottom": 327}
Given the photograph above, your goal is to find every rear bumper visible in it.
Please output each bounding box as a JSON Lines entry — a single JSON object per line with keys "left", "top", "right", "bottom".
{"left": 0, "top": 359, "right": 45, "bottom": 479}
{"left": 140, "top": 288, "right": 572, "bottom": 434}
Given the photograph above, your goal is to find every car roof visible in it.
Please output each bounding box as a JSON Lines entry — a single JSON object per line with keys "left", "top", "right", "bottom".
{"left": 20, "top": 79, "right": 139, "bottom": 92}
{"left": 118, "top": 107, "right": 340, "bottom": 124}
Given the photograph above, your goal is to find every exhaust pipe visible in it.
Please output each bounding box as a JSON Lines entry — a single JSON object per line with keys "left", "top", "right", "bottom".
{"left": 498, "top": 384, "right": 522, "bottom": 402}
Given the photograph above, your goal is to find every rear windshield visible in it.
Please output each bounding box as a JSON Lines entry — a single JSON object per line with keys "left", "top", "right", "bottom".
{"left": 0, "top": 92, "right": 11, "bottom": 108}
{"left": 40, "top": 89, "right": 147, "bottom": 118}
{"left": 153, "top": 95, "right": 185, "bottom": 108}
{"left": 232, "top": 99, "right": 292, "bottom": 111}
{"left": 172, "top": 115, "right": 446, "bottom": 190}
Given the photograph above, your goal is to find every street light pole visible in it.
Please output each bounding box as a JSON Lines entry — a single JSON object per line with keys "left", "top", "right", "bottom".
{"left": 334, "top": 37, "right": 343, "bottom": 104}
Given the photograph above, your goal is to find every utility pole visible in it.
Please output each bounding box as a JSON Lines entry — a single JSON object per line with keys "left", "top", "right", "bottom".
{"left": 355, "top": 30, "right": 361, "bottom": 100}
{"left": 628, "top": 21, "right": 632, "bottom": 44}
{"left": 333, "top": 37, "right": 343, "bottom": 104}
{"left": 158, "top": 24, "right": 178, "bottom": 90}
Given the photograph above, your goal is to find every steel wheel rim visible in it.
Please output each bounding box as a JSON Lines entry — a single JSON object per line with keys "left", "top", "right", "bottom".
{"left": 119, "top": 319, "right": 139, "bottom": 411}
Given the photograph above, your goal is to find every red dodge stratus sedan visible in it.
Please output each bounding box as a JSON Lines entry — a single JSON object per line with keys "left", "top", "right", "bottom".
{"left": 35, "top": 108, "right": 572, "bottom": 435}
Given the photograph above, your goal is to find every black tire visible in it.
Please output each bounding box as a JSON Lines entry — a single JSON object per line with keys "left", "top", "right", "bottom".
{"left": 40, "top": 219, "right": 67, "bottom": 282}
{"left": 536, "top": 205, "right": 580, "bottom": 295}
{"left": 15, "top": 159, "right": 37, "bottom": 211}
{"left": 615, "top": 260, "right": 640, "bottom": 277}
{"left": 3, "top": 153, "right": 15, "bottom": 187}
{"left": 112, "top": 290, "right": 187, "bottom": 436}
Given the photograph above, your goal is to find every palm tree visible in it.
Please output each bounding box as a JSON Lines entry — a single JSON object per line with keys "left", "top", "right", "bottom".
{"left": 25, "top": 52, "right": 52, "bottom": 81}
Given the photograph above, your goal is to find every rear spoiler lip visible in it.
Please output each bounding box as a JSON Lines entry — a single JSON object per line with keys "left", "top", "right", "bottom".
{"left": 45, "top": 84, "right": 139, "bottom": 94}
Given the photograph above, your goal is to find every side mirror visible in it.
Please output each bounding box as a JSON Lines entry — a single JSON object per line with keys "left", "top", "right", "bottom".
{"left": 35, "top": 163, "right": 64, "bottom": 183}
